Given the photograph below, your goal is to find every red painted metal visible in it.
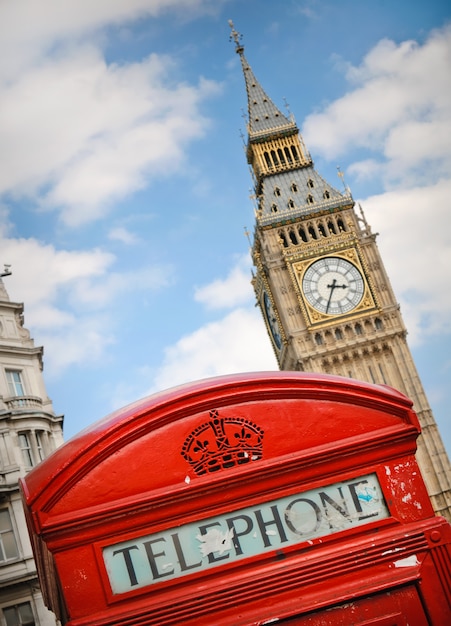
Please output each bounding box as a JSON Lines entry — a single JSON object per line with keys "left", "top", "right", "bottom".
{"left": 20, "top": 372, "right": 451, "bottom": 625}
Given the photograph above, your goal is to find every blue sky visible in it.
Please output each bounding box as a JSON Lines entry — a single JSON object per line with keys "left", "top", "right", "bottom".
{"left": 1, "top": 0, "right": 450, "bottom": 457}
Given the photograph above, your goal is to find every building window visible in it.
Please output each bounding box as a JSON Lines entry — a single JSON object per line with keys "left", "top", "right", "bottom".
{"left": 291, "top": 182, "right": 298, "bottom": 192}
{"left": 271, "top": 203, "right": 278, "bottom": 213}
{"left": 274, "top": 187, "right": 281, "bottom": 196}
{"left": 18, "top": 433, "right": 34, "bottom": 468}
{"left": 307, "top": 179, "right": 314, "bottom": 188}
{"left": 3, "top": 603, "right": 35, "bottom": 626}
{"left": 335, "top": 329, "right": 343, "bottom": 340}
{"left": 36, "top": 431, "right": 45, "bottom": 462}
{"left": 5, "top": 370, "right": 25, "bottom": 397}
{"left": 323, "top": 190, "right": 330, "bottom": 199}
{"left": 288, "top": 199, "right": 295, "bottom": 209}
{"left": 315, "top": 333, "right": 323, "bottom": 346}
{"left": 375, "top": 318, "right": 383, "bottom": 330}
{"left": 306, "top": 194, "right": 314, "bottom": 204}
{"left": 355, "top": 323, "right": 363, "bottom": 335}
{"left": 0, "top": 509, "right": 19, "bottom": 563}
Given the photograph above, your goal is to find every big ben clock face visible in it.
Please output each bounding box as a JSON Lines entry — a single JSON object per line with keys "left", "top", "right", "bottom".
{"left": 302, "top": 257, "right": 364, "bottom": 315}
{"left": 263, "top": 291, "right": 282, "bottom": 350}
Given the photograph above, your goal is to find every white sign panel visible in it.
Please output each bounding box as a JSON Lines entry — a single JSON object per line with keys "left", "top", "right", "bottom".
{"left": 103, "top": 473, "right": 388, "bottom": 594}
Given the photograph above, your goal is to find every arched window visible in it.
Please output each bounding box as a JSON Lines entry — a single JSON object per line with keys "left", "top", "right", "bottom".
{"left": 323, "top": 190, "right": 330, "bottom": 199}
{"left": 279, "top": 232, "right": 288, "bottom": 248}
{"left": 274, "top": 187, "right": 281, "bottom": 196}
{"left": 291, "top": 182, "right": 298, "bottom": 192}
{"left": 284, "top": 147, "right": 293, "bottom": 164}
{"left": 291, "top": 145, "right": 299, "bottom": 162}
{"left": 337, "top": 218, "right": 347, "bottom": 231}
{"left": 270, "top": 150, "right": 279, "bottom": 166}
{"left": 375, "top": 318, "right": 383, "bottom": 330}
{"left": 307, "top": 179, "right": 314, "bottom": 188}
{"left": 298, "top": 227, "right": 308, "bottom": 242}
{"left": 355, "top": 323, "right": 363, "bottom": 335}
{"left": 328, "top": 220, "right": 336, "bottom": 235}
{"left": 315, "top": 333, "right": 323, "bottom": 346}
{"left": 271, "top": 203, "right": 278, "bottom": 213}
{"left": 289, "top": 229, "right": 298, "bottom": 245}
{"left": 288, "top": 199, "right": 295, "bottom": 209}
{"left": 335, "top": 328, "right": 343, "bottom": 340}
{"left": 307, "top": 194, "right": 314, "bottom": 204}
{"left": 308, "top": 226, "right": 318, "bottom": 240}
{"left": 277, "top": 148, "right": 286, "bottom": 165}
{"left": 264, "top": 152, "right": 272, "bottom": 168}
{"left": 318, "top": 223, "right": 327, "bottom": 237}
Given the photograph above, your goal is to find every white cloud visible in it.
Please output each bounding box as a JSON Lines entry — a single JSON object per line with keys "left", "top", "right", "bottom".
{"left": 0, "top": 230, "right": 172, "bottom": 372}
{"left": 149, "top": 307, "right": 278, "bottom": 393}
{"left": 359, "top": 178, "right": 451, "bottom": 344}
{"left": 108, "top": 226, "right": 140, "bottom": 245}
{"left": 0, "top": 0, "right": 221, "bottom": 80}
{"left": 194, "top": 254, "right": 254, "bottom": 310}
{"left": 0, "top": 0, "right": 222, "bottom": 227}
{"left": 303, "top": 25, "right": 451, "bottom": 187}
{"left": 0, "top": 46, "right": 219, "bottom": 226}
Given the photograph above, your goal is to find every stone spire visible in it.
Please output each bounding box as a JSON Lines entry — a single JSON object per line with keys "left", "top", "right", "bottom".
{"left": 229, "top": 20, "right": 297, "bottom": 140}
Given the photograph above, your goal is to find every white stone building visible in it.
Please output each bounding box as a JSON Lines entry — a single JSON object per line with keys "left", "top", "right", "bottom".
{"left": 0, "top": 279, "right": 63, "bottom": 626}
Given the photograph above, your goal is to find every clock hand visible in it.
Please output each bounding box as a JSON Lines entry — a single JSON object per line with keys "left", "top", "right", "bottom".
{"left": 325, "top": 279, "right": 337, "bottom": 313}
{"left": 325, "top": 280, "right": 348, "bottom": 313}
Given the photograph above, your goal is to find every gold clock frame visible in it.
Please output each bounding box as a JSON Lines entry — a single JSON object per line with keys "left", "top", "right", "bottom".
{"left": 291, "top": 248, "right": 376, "bottom": 327}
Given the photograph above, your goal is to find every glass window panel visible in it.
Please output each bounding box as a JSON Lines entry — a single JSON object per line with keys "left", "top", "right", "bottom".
{"left": 3, "top": 603, "right": 35, "bottom": 626}
{"left": 18, "top": 433, "right": 34, "bottom": 467}
{"left": 5, "top": 370, "right": 25, "bottom": 397}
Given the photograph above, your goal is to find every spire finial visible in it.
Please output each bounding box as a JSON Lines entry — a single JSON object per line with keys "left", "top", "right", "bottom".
{"left": 228, "top": 20, "right": 244, "bottom": 54}
{"left": 1, "top": 264, "right": 11, "bottom": 278}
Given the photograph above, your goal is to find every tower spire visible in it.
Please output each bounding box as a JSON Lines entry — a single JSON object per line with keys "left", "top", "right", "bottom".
{"left": 229, "top": 20, "right": 296, "bottom": 140}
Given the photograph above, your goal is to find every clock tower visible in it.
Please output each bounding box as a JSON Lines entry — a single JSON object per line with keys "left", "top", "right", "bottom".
{"left": 230, "top": 23, "right": 451, "bottom": 521}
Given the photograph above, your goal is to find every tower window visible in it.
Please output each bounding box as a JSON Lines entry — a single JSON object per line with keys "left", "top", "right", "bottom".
{"left": 307, "top": 179, "right": 314, "bottom": 188}
{"left": 277, "top": 148, "right": 286, "bottom": 164}
{"left": 315, "top": 333, "right": 323, "bottom": 346}
{"left": 337, "top": 218, "right": 346, "bottom": 231}
{"left": 335, "top": 329, "right": 343, "bottom": 340}
{"left": 0, "top": 509, "right": 19, "bottom": 562}
{"left": 264, "top": 152, "right": 272, "bottom": 168}
{"left": 284, "top": 148, "right": 293, "bottom": 164}
{"left": 279, "top": 232, "right": 288, "bottom": 247}
{"left": 298, "top": 227, "right": 308, "bottom": 242}
{"left": 288, "top": 199, "right": 295, "bottom": 209}
{"left": 306, "top": 194, "right": 314, "bottom": 204}
{"left": 274, "top": 187, "right": 281, "bottom": 196}
{"left": 308, "top": 226, "right": 318, "bottom": 240}
{"left": 318, "top": 223, "right": 327, "bottom": 237}
{"left": 291, "top": 182, "right": 298, "bottom": 192}
{"left": 291, "top": 145, "right": 300, "bottom": 162}
{"left": 327, "top": 220, "right": 336, "bottom": 235}
{"left": 323, "top": 190, "right": 330, "bottom": 199}
{"left": 355, "top": 323, "right": 363, "bottom": 335}
{"left": 289, "top": 230, "right": 298, "bottom": 245}
{"left": 375, "top": 318, "right": 383, "bottom": 330}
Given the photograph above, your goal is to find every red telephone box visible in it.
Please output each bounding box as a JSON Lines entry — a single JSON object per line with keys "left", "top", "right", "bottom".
{"left": 21, "top": 372, "right": 451, "bottom": 625}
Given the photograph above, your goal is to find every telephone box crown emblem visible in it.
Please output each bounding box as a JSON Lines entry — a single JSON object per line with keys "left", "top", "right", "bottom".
{"left": 181, "top": 409, "right": 264, "bottom": 475}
